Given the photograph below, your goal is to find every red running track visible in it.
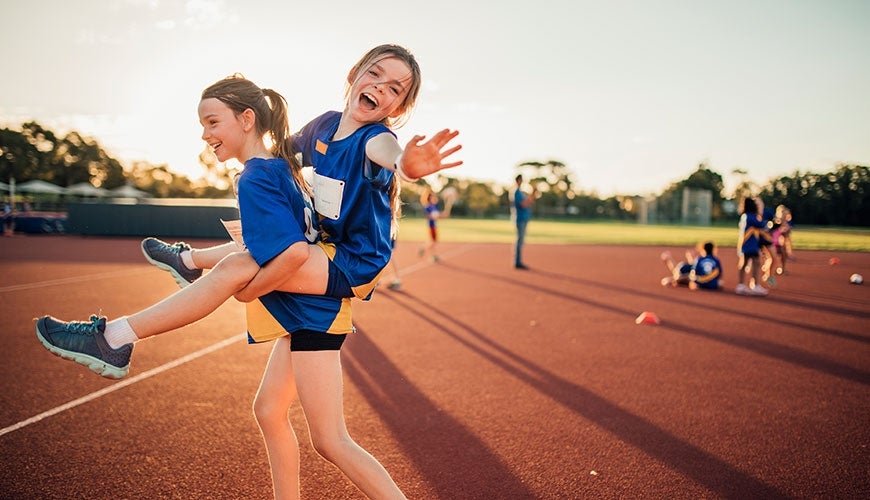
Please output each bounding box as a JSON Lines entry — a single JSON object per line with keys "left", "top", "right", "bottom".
{"left": 1, "top": 235, "right": 868, "bottom": 499}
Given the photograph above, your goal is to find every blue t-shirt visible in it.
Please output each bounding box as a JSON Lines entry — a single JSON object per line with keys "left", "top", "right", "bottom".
{"left": 513, "top": 189, "right": 531, "bottom": 223}
{"left": 292, "top": 111, "right": 395, "bottom": 291}
{"left": 238, "top": 157, "right": 316, "bottom": 266}
{"left": 691, "top": 254, "right": 722, "bottom": 289}
{"left": 237, "top": 157, "right": 352, "bottom": 337}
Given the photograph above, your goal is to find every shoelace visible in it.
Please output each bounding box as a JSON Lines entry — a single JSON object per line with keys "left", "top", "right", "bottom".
{"left": 169, "top": 242, "right": 189, "bottom": 255}
{"left": 66, "top": 314, "right": 102, "bottom": 335}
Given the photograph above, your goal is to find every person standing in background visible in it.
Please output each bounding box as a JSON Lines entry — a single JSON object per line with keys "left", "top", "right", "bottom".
{"left": 2, "top": 197, "right": 15, "bottom": 236}
{"left": 510, "top": 174, "right": 536, "bottom": 270}
{"left": 418, "top": 188, "right": 442, "bottom": 263}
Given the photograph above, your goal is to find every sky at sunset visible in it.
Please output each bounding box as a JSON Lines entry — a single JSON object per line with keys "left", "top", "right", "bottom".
{"left": 2, "top": 0, "right": 869, "bottom": 195}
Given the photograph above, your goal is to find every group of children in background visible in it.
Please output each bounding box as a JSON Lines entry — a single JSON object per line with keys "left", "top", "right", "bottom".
{"left": 661, "top": 196, "right": 794, "bottom": 296}
{"left": 735, "top": 197, "right": 795, "bottom": 296}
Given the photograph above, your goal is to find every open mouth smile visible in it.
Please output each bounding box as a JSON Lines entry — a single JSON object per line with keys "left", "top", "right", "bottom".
{"left": 360, "top": 92, "right": 378, "bottom": 111}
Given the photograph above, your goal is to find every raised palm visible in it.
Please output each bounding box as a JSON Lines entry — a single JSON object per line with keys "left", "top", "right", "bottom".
{"left": 401, "top": 129, "right": 463, "bottom": 179}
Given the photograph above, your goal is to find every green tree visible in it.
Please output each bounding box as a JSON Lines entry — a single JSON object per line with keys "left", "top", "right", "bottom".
{"left": 52, "top": 130, "right": 126, "bottom": 188}
{"left": 516, "top": 159, "right": 574, "bottom": 216}
{"left": 461, "top": 180, "right": 500, "bottom": 217}
{"left": 128, "top": 161, "right": 202, "bottom": 198}
{"left": 0, "top": 127, "right": 41, "bottom": 182}
{"left": 760, "top": 165, "right": 869, "bottom": 226}
{"left": 730, "top": 168, "right": 756, "bottom": 201}
{"left": 0, "top": 122, "right": 126, "bottom": 188}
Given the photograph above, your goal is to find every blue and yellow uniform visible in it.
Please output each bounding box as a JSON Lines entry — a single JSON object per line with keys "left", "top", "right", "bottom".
{"left": 238, "top": 157, "right": 353, "bottom": 344}
{"left": 424, "top": 201, "right": 439, "bottom": 241}
{"left": 292, "top": 111, "right": 396, "bottom": 300}
{"left": 738, "top": 213, "right": 766, "bottom": 257}
{"left": 691, "top": 254, "right": 723, "bottom": 289}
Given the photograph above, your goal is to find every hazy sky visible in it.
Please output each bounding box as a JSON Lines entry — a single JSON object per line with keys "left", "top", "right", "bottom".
{"left": 2, "top": 0, "right": 868, "bottom": 195}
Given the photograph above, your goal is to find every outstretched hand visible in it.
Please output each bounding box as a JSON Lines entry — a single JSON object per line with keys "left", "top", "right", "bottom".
{"left": 400, "top": 129, "right": 463, "bottom": 179}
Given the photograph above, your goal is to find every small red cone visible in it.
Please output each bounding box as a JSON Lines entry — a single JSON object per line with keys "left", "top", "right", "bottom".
{"left": 635, "top": 311, "right": 660, "bottom": 325}
{"left": 829, "top": 257, "right": 840, "bottom": 266}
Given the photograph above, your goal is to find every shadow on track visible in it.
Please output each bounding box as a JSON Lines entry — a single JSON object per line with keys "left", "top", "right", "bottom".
{"left": 371, "top": 290, "right": 790, "bottom": 499}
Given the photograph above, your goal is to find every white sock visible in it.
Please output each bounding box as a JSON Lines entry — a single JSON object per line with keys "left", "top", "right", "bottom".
{"left": 180, "top": 250, "right": 197, "bottom": 270}
{"left": 105, "top": 317, "right": 139, "bottom": 349}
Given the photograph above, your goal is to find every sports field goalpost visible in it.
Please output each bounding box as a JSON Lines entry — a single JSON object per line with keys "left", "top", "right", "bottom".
{"left": 637, "top": 187, "right": 711, "bottom": 225}
{"left": 681, "top": 187, "right": 712, "bottom": 226}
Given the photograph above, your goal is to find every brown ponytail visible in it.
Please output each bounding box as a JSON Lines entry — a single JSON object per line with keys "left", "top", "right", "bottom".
{"left": 202, "top": 74, "right": 309, "bottom": 195}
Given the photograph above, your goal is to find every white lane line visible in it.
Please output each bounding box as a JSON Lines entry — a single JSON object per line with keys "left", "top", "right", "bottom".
{"left": 0, "top": 333, "right": 245, "bottom": 437}
{"left": 0, "top": 268, "right": 155, "bottom": 293}
{"left": 394, "top": 244, "right": 474, "bottom": 275}
{"left": 1, "top": 243, "right": 475, "bottom": 437}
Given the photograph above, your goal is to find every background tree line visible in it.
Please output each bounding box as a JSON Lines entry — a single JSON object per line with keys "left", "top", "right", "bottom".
{"left": 1, "top": 122, "right": 230, "bottom": 199}
{"left": 2, "top": 122, "right": 868, "bottom": 226}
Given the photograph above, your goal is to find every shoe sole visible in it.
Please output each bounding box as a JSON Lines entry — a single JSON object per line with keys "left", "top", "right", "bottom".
{"left": 141, "top": 241, "right": 192, "bottom": 289}
{"left": 35, "top": 321, "right": 128, "bottom": 379}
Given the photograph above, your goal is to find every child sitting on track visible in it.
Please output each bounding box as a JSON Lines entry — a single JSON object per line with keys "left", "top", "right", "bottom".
{"left": 660, "top": 241, "right": 724, "bottom": 291}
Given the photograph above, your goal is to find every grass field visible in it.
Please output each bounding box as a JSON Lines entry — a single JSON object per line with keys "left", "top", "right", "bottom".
{"left": 396, "top": 217, "right": 870, "bottom": 252}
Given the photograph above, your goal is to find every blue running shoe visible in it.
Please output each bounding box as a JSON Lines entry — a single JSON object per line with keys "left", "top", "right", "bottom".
{"left": 36, "top": 315, "right": 132, "bottom": 379}
{"left": 141, "top": 237, "right": 202, "bottom": 288}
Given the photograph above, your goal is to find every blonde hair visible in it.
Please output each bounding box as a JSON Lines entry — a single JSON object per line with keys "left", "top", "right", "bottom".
{"left": 201, "top": 74, "right": 308, "bottom": 193}
{"left": 345, "top": 44, "right": 422, "bottom": 235}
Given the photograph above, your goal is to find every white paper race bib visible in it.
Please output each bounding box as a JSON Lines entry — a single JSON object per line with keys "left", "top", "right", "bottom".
{"left": 313, "top": 172, "right": 345, "bottom": 220}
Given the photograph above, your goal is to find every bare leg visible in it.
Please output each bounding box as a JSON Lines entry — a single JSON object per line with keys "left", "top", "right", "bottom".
{"left": 429, "top": 239, "right": 438, "bottom": 260}
{"left": 273, "top": 244, "right": 329, "bottom": 295}
{"left": 660, "top": 251, "right": 681, "bottom": 286}
{"left": 388, "top": 258, "right": 401, "bottom": 288}
{"left": 190, "top": 242, "right": 240, "bottom": 270}
{"left": 235, "top": 243, "right": 330, "bottom": 302}
{"left": 294, "top": 351, "right": 405, "bottom": 499}
{"left": 777, "top": 245, "right": 787, "bottom": 274}
{"left": 254, "top": 336, "right": 301, "bottom": 500}
{"left": 127, "top": 252, "right": 259, "bottom": 338}
{"left": 660, "top": 251, "right": 676, "bottom": 273}
{"left": 684, "top": 250, "right": 694, "bottom": 264}
{"left": 760, "top": 246, "right": 773, "bottom": 281}
{"left": 420, "top": 230, "right": 438, "bottom": 261}
{"left": 749, "top": 256, "right": 761, "bottom": 288}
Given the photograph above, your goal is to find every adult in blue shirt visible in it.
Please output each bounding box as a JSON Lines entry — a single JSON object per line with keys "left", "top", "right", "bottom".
{"left": 511, "top": 174, "right": 536, "bottom": 270}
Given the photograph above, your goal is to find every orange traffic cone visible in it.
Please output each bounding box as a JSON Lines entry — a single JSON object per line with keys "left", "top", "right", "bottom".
{"left": 635, "top": 311, "right": 661, "bottom": 325}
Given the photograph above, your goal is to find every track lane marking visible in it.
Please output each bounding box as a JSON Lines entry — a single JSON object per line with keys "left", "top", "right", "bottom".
{"left": 0, "top": 268, "right": 154, "bottom": 293}
{"left": 1, "top": 333, "right": 245, "bottom": 437}
{"left": 2, "top": 244, "right": 475, "bottom": 437}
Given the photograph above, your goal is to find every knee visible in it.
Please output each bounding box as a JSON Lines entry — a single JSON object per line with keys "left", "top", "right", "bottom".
{"left": 213, "top": 252, "right": 258, "bottom": 288}
{"left": 253, "top": 395, "right": 288, "bottom": 431}
{"left": 309, "top": 433, "right": 353, "bottom": 464}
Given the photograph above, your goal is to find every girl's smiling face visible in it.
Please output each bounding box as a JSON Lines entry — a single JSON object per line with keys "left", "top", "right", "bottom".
{"left": 347, "top": 56, "right": 413, "bottom": 124}
{"left": 198, "top": 97, "right": 245, "bottom": 163}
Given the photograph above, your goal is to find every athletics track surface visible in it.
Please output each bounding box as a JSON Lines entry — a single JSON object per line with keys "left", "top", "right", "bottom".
{"left": 1, "top": 236, "right": 868, "bottom": 499}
